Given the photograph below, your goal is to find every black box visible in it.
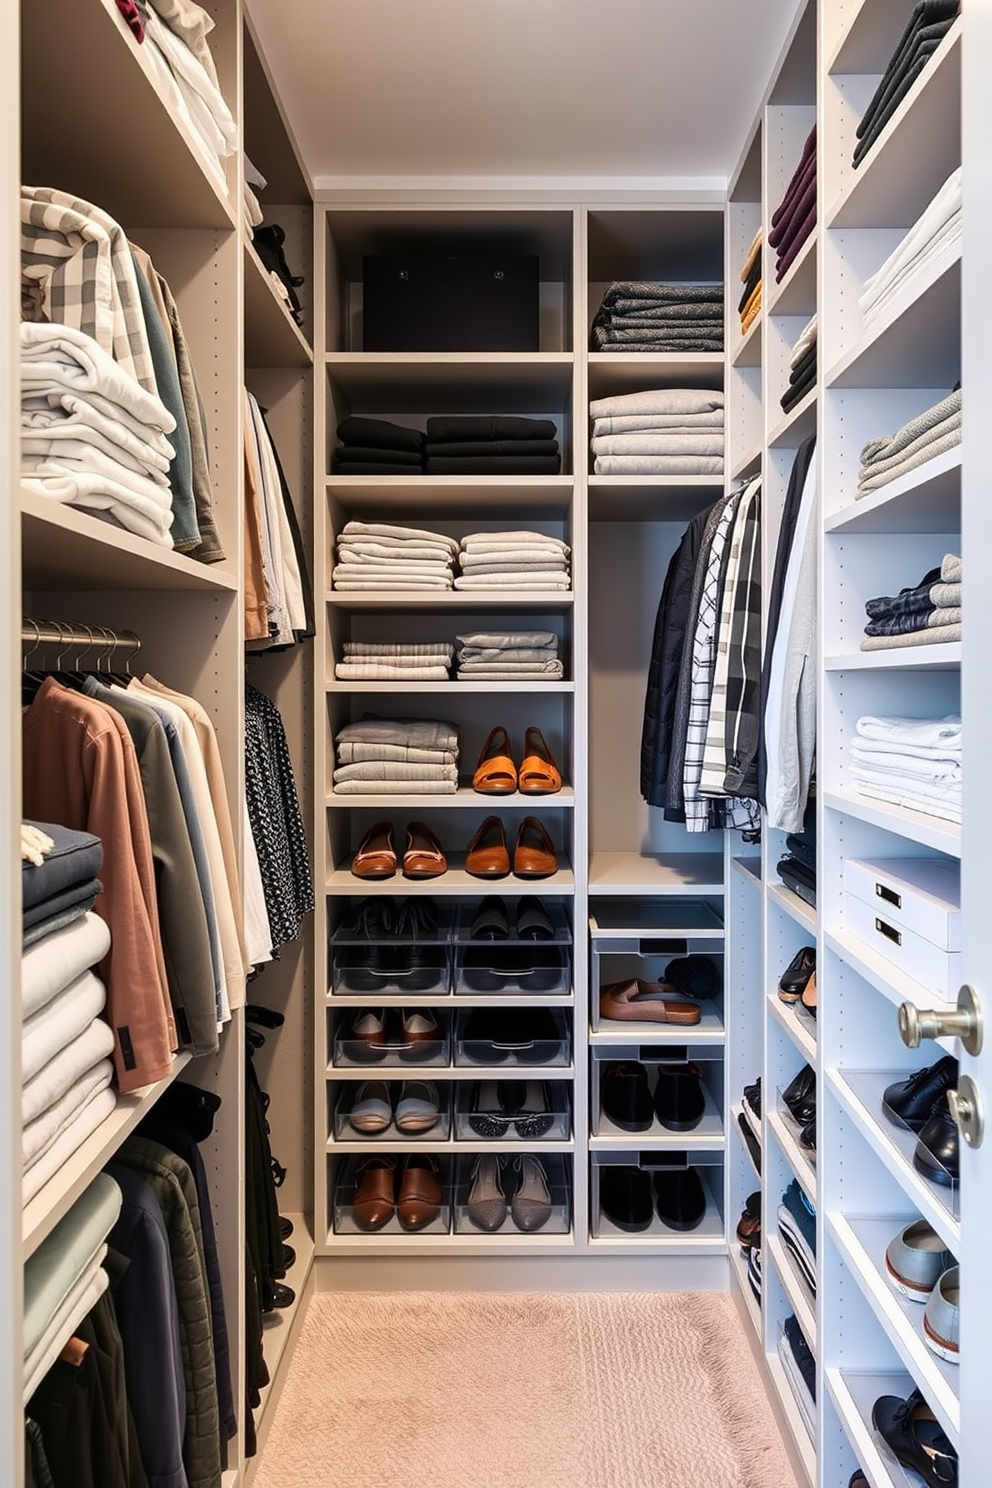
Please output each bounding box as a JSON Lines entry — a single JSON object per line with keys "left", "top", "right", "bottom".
{"left": 363, "top": 254, "right": 540, "bottom": 351}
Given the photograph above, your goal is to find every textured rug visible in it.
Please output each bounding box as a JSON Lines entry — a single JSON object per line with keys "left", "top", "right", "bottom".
{"left": 252, "top": 1291, "right": 796, "bottom": 1488}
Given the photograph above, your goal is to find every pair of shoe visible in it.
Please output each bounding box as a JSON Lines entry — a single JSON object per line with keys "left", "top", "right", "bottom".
{"left": 351, "top": 821, "right": 446, "bottom": 880}
{"left": 466, "top": 815, "right": 558, "bottom": 879}
{"left": 886, "top": 1218, "right": 959, "bottom": 1364}
{"left": 601, "top": 1061, "right": 707, "bottom": 1133}
{"left": 342, "top": 1007, "right": 444, "bottom": 1062}
{"left": 461, "top": 1007, "right": 564, "bottom": 1064}
{"left": 467, "top": 1154, "right": 553, "bottom": 1232}
{"left": 472, "top": 725, "right": 562, "bottom": 795}
{"left": 882, "top": 1055, "right": 960, "bottom": 1187}
{"left": 599, "top": 1165, "right": 707, "bottom": 1233}
{"left": 872, "top": 1387, "right": 957, "bottom": 1487}
{"left": 469, "top": 1080, "right": 555, "bottom": 1138}
{"left": 778, "top": 945, "right": 816, "bottom": 1018}
{"left": 335, "top": 897, "right": 444, "bottom": 991}
{"left": 598, "top": 954, "right": 720, "bottom": 1027}
{"left": 470, "top": 895, "right": 555, "bottom": 940}
{"left": 349, "top": 1080, "right": 441, "bottom": 1135}
{"left": 736, "top": 1191, "right": 761, "bottom": 1252}
{"left": 783, "top": 1063, "right": 816, "bottom": 1150}
{"left": 737, "top": 1111, "right": 762, "bottom": 1174}
{"left": 351, "top": 1154, "right": 442, "bottom": 1231}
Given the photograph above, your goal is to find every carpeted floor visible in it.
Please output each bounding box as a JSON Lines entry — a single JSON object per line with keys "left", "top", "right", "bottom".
{"left": 252, "top": 1291, "right": 797, "bottom": 1488}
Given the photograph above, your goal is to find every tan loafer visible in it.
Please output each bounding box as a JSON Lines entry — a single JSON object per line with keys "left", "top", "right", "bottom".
{"left": 351, "top": 821, "right": 396, "bottom": 879}
{"left": 352, "top": 1156, "right": 396, "bottom": 1230}
{"left": 600, "top": 979, "right": 702, "bottom": 1025}
{"left": 513, "top": 816, "right": 558, "bottom": 879}
{"left": 465, "top": 815, "right": 510, "bottom": 878}
{"left": 397, "top": 1155, "right": 442, "bottom": 1230}
{"left": 403, "top": 820, "right": 447, "bottom": 879}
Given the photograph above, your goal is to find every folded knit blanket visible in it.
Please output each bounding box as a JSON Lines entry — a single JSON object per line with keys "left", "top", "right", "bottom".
{"left": 597, "top": 280, "right": 724, "bottom": 308}
{"left": 457, "top": 630, "right": 557, "bottom": 650}
{"left": 850, "top": 742, "right": 960, "bottom": 778}
{"left": 592, "top": 412, "right": 724, "bottom": 436}
{"left": 589, "top": 388, "right": 724, "bottom": 420}
{"left": 856, "top": 713, "right": 960, "bottom": 749}
{"left": 334, "top": 761, "right": 458, "bottom": 783}
{"left": 857, "top": 388, "right": 961, "bottom": 495}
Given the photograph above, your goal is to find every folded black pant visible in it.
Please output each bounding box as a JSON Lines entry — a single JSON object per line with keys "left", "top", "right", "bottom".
{"left": 425, "top": 415, "right": 556, "bottom": 443}
{"left": 854, "top": 15, "right": 957, "bottom": 167}
{"left": 333, "top": 446, "right": 422, "bottom": 467}
{"left": 335, "top": 416, "right": 424, "bottom": 453}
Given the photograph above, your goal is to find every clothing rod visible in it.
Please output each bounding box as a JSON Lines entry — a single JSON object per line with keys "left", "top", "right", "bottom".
{"left": 21, "top": 621, "right": 141, "bottom": 653}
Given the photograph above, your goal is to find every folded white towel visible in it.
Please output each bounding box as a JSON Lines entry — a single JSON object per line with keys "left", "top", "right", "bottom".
{"left": 24, "top": 1058, "right": 114, "bottom": 1169}
{"left": 23, "top": 1018, "right": 116, "bottom": 1127}
{"left": 20, "top": 321, "right": 176, "bottom": 435}
{"left": 590, "top": 433, "right": 724, "bottom": 457}
{"left": 849, "top": 744, "right": 960, "bottom": 781}
{"left": 339, "top": 519, "right": 459, "bottom": 552}
{"left": 22, "top": 469, "right": 173, "bottom": 546}
{"left": 22, "top": 396, "right": 175, "bottom": 474}
{"left": 855, "top": 714, "right": 961, "bottom": 750}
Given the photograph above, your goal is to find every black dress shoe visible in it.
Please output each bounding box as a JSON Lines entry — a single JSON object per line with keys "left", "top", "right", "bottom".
{"left": 736, "top": 1191, "right": 761, "bottom": 1250}
{"left": 782, "top": 1063, "right": 816, "bottom": 1124}
{"left": 883, "top": 1055, "right": 958, "bottom": 1133}
{"left": 461, "top": 1008, "right": 561, "bottom": 1065}
{"left": 778, "top": 945, "right": 815, "bottom": 1002}
{"left": 279, "top": 1215, "right": 294, "bottom": 1241}
{"left": 654, "top": 1063, "right": 706, "bottom": 1131}
{"left": 743, "top": 1076, "right": 761, "bottom": 1121}
{"left": 601, "top": 1062, "right": 653, "bottom": 1132}
{"left": 264, "top": 1281, "right": 296, "bottom": 1313}
{"left": 737, "top": 1111, "right": 762, "bottom": 1173}
{"left": 599, "top": 1165, "right": 653, "bottom": 1232}
{"left": 913, "top": 1094, "right": 959, "bottom": 1188}
{"left": 871, "top": 1388, "right": 958, "bottom": 1487}
{"left": 799, "top": 1117, "right": 816, "bottom": 1152}
{"left": 654, "top": 1168, "right": 707, "bottom": 1231}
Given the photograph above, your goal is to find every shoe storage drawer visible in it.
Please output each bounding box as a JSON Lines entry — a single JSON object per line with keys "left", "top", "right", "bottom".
{"left": 334, "top": 1082, "right": 453, "bottom": 1142}
{"left": 330, "top": 907, "right": 452, "bottom": 997}
{"left": 333, "top": 1154, "right": 452, "bottom": 1236}
{"left": 453, "top": 900, "right": 572, "bottom": 996}
{"left": 843, "top": 889, "right": 961, "bottom": 998}
{"left": 331, "top": 1010, "right": 451, "bottom": 1068}
{"left": 454, "top": 1007, "right": 571, "bottom": 1067}
{"left": 453, "top": 1153, "right": 572, "bottom": 1236}
{"left": 590, "top": 1153, "right": 723, "bottom": 1241}
{"left": 453, "top": 1078, "right": 571, "bottom": 1142}
{"left": 589, "top": 903, "right": 724, "bottom": 1034}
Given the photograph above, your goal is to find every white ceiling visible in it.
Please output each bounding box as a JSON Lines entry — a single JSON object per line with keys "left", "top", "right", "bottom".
{"left": 246, "top": 0, "right": 805, "bottom": 192}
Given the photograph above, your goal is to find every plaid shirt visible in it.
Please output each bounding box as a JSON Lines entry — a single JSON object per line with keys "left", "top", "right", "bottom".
{"left": 683, "top": 491, "right": 739, "bottom": 831}
{"left": 21, "top": 187, "right": 157, "bottom": 394}
{"left": 720, "top": 481, "right": 762, "bottom": 803}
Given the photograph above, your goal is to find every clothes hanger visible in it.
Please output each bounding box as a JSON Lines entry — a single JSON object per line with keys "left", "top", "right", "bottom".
{"left": 21, "top": 620, "right": 45, "bottom": 704}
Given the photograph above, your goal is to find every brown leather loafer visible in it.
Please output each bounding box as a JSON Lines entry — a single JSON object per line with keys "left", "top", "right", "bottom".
{"left": 397, "top": 1154, "right": 442, "bottom": 1230}
{"left": 403, "top": 820, "right": 447, "bottom": 879}
{"left": 465, "top": 815, "right": 511, "bottom": 878}
{"left": 352, "top": 1156, "right": 396, "bottom": 1231}
{"left": 472, "top": 725, "right": 517, "bottom": 795}
{"left": 351, "top": 821, "right": 396, "bottom": 879}
{"left": 513, "top": 816, "right": 558, "bottom": 879}
{"left": 599, "top": 979, "right": 702, "bottom": 1025}
{"left": 518, "top": 726, "right": 562, "bottom": 795}
{"left": 398, "top": 1007, "right": 444, "bottom": 1060}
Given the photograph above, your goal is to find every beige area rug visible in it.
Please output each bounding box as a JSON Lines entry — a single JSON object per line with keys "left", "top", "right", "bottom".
{"left": 253, "top": 1291, "right": 796, "bottom": 1488}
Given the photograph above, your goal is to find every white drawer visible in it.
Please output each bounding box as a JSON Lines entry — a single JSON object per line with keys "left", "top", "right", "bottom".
{"left": 844, "top": 891, "right": 961, "bottom": 998}
{"left": 843, "top": 856, "right": 960, "bottom": 952}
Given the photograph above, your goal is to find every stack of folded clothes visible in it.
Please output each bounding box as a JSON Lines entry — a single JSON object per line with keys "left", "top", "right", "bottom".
{"left": 862, "top": 553, "right": 961, "bottom": 651}
{"left": 857, "top": 386, "right": 961, "bottom": 497}
{"left": 22, "top": 823, "right": 118, "bottom": 1204}
{"left": 591, "top": 281, "right": 724, "bottom": 352}
{"left": 778, "top": 793, "right": 817, "bottom": 906}
{"left": 853, "top": 0, "right": 960, "bottom": 170}
{"left": 136, "top": 0, "right": 237, "bottom": 199}
{"left": 738, "top": 230, "right": 762, "bottom": 336}
{"left": 334, "top": 642, "right": 454, "bottom": 682}
{"left": 333, "top": 717, "right": 459, "bottom": 794}
{"left": 778, "top": 1314, "right": 816, "bottom": 1440}
{"left": 768, "top": 127, "right": 817, "bottom": 283}
{"left": 782, "top": 315, "right": 816, "bottom": 413}
{"left": 849, "top": 714, "right": 961, "bottom": 823}
{"left": 778, "top": 1180, "right": 817, "bottom": 1298}
{"left": 424, "top": 416, "right": 561, "bottom": 475}
{"left": 455, "top": 530, "right": 571, "bottom": 591}
{"left": 589, "top": 388, "right": 724, "bottom": 475}
{"left": 455, "top": 631, "right": 564, "bottom": 681}
{"left": 860, "top": 167, "right": 961, "bottom": 328}
{"left": 331, "top": 520, "right": 458, "bottom": 590}
{"left": 332, "top": 417, "right": 425, "bottom": 475}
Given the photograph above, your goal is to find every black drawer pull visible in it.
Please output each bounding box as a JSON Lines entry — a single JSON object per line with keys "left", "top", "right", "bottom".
{"left": 875, "top": 917, "right": 902, "bottom": 946}
{"left": 639, "top": 938, "right": 688, "bottom": 955}
{"left": 875, "top": 882, "right": 902, "bottom": 909}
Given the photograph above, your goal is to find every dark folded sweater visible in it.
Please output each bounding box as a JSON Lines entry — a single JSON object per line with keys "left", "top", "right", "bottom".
{"left": 336, "top": 416, "right": 425, "bottom": 453}
{"left": 332, "top": 446, "right": 422, "bottom": 467}
{"left": 423, "top": 439, "right": 560, "bottom": 459}
{"left": 781, "top": 364, "right": 816, "bottom": 413}
{"left": 426, "top": 454, "right": 562, "bottom": 475}
{"left": 425, "top": 415, "right": 556, "bottom": 443}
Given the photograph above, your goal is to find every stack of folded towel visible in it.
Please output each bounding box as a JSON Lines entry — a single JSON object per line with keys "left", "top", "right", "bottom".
{"left": 334, "top": 642, "right": 454, "bottom": 682}
{"left": 591, "top": 281, "right": 724, "bottom": 353}
{"left": 589, "top": 388, "right": 724, "bottom": 475}
{"left": 20, "top": 321, "right": 178, "bottom": 548}
{"left": 455, "top": 530, "right": 571, "bottom": 591}
{"left": 778, "top": 1315, "right": 816, "bottom": 1441}
{"left": 862, "top": 553, "right": 961, "bottom": 650}
{"left": 768, "top": 127, "right": 817, "bottom": 283}
{"left": 332, "top": 417, "right": 425, "bottom": 475}
{"left": 857, "top": 386, "right": 961, "bottom": 497}
{"left": 782, "top": 315, "right": 817, "bottom": 413}
{"left": 860, "top": 167, "right": 961, "bottom": 327}
{"left": 424, "top": 416, "right": 561, "bottom": 475}
{"left": 853, "top": 0, "right": 960, "bottom": 170}
{"left": 333, "top": 717, "right": 459, "bottom": 794}
{"left": 331, "top": 520, "right": 458, "bottom": 590}
{"left": 778, "top": 1180, "right": 817, "bottom": 1298}
{"left": 455, "top": 631, "right": 564, "bottom": 681}
{"left": 849, "top": 714, "right": 961, "bottom": 823}
{"left": 738, "top": 230, "right": 762, "bottom": 336}
{"left": 22, "top": 823, "right": 117, "bottom": 1204}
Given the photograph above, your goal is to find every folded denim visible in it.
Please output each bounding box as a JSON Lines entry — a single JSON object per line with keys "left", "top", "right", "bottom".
{"left": 590, "top": 432, "right": 724, "bottom": 457}
{"left": 334, "top": 664, "right": 452, "bottom": 681}
{"left": 333, "top": 761, "right": 458, "bottom": 783}
{"left": 861, "top": 622, "right": 961, "bottom": 650}
{"left": 593, "top": 455, "right": 724, "bottom": 476}
{"left": 335, "top": 718, "right": 458, "bottom": 751}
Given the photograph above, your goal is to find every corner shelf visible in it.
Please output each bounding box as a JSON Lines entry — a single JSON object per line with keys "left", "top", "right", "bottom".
{"left": 824, "top": 643, "right": 961, "bottom": 671}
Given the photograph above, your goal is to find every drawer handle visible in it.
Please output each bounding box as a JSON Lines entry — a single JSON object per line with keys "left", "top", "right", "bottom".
{"left": 875, "top": 882, "right": 902, "bottom": 909}
{"left": 875, "top": 917, "right": 902, "bottom": 946}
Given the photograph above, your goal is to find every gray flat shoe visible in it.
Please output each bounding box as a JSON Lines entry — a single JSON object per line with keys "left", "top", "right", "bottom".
{"left": 923, "top": 1265, "right": 960, "bottom": 1363}
{"left": 467, "top": 1154, "right": 507, "bottom": 1231}
{"left": 395, "top": 1081, "right": 441, "bottom": 1134}
{"left": 885, "top": 1219, "right": 956, "bottom": 1302}
{"left": 510, "top": 1155, "right": 552, "bottom": 1232}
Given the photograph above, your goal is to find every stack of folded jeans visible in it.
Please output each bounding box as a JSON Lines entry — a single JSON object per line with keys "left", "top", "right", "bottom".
{"left": 778, "top": 1315, "right": 816, "bottom": 1439}
{"left": 768, "top": 126, "right": 817, "bottom": 282}
{"left": 455, "top": 631, "right": 564, "bottom": 682}
{"left": 777, "top": 794, "right": 817, "bottom": 906}
{"left": 857, "top": 386, "right": 961, "bottom": 497}
{"left": 332, "top": 416, "right": 426, "bottom": 475}
{"left": 334, "top": 642, "right": 454, "bottom": 682}
{"left": 589, "top": 388, "right": 724, "bottom": 475}
{"left": 455, "top": 530, "right": 570, "bottom": 591}
{"left": 424, "top": 416, "right": 560, "bottom": 475}
{"left": 860, "top": 167, "right": 961, "bottom": 327}
{"left": 853, "top": 0, "right": 960, "bottom": 170}
{"left": 849, "top": 714, "right": 961, "bottom": 824}
{"left": 590, "top": 281, "right": 724, "bottom": 352}
{"left": 738, "top": 230, "right": 762, "bottom": 335}
{"left": 782, "top": 315, "right": 817, "bottom": 413}
{"left": 862, "top": 553, "right": 961, "bottom": 650}
{"left": 331, "top": 520, "right": 458, "bottom": 590}
{"left": 333, "top": 717, "right": 459, "bottom": 794}
{"left": 21, "top": 823, "right": 118, "bottom": 1203}
{"left": 778, "top": 1180, "right": 817, "bottom": 1298}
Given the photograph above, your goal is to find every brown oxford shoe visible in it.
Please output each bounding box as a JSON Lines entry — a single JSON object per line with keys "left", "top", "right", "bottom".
{"left": 397, "top": 1154, "right": 442, "bottom": 1230}
{"left": 352, "top": 1156, "right": 396, "bottom": 1231}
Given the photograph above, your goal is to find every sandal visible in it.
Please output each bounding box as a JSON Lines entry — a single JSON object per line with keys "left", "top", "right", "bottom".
{"left": 403, "top": 821, "right": 447, "bottom": 879}
{"left": 472, "top": 726, "right": 517, "bottom": 795}
{"left": 599, "top": 979, "right": 702, "bottom": 1025}
{"left": 513, "top": 816, "right": 558, "bottom": 879}
{"left": 351, "top": 821, "right": 396, "bottom": 879}
{"left": 518, "top": 726, "right": 561, "bottom": 795}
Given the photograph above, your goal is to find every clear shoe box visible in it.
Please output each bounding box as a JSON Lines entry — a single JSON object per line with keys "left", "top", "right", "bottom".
{"left": 333, "top": 1081, "right": 453, "bottom": 1142}
{"left": 591, "top": 1047, "right": 724, "bottom": 1140}
{"left": 452, "top": 901, "right": 572, "bottom": 996}
{"left": 453, "top": 1007, "right": 571, "bottom": 1067}
{"left": 453, "top": 1078, "right": 571, "bottom": 1142}
{"left": 330, "top": 905, "right": 453, "bottom": 996}
{"left": 589, "top": 900, "right": 725, "bottom": 1034}
{"left": 331, "top": 1009, "right": 452, "bottom": 1068}
{"left": 452, "top": 1152, "right": 572, "bottom": 1236}
{"left": 590, "top": 1152, "right": 724, "bottom": 1241}
{"left": 332, "top": 1153, "right": 453, "bottom": 1235}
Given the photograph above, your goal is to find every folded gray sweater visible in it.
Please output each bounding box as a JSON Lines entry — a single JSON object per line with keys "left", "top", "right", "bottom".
{"left": 335, "top": 717, "right": 458, "bottom": 751}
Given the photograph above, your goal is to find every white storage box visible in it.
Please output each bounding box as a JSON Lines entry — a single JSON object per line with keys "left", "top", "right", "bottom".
{"left": 843, "top": 857, "right": 961, "bottom": 996}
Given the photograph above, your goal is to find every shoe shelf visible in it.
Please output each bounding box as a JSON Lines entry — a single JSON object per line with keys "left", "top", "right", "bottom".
{"left": 588, "top": 1167, "right": 726, "bottom": 1250}
{"left": 587, "top": 851, "right": 725, "bottom": 896}
{"left": 325, "top": 590, "right": 575, "bottom": 610}
{"left": 767, "top": 1232, "right": 817, "bottom": 1351}
{"left": 326, "top": 786, "right": 577, "bottom": 810}
{"left": 824, "top": 643, "right": 961, "bottom": 672}
{"left": 589, "top": 1085, "right": 725, "bottom": 1152}
{"left": 828, "top": 1212, "right": 959, "bottom": 1446}
{"left": 768, "top": 992, "right": 817, "bottom": 1066}
{"left": 826, "top": 1366, "right": 926, "bottom": 1488}
{"left": 765, "top": 1351, "right": 817, "bottom": 1483}
{"left": 828, "top": 1069, "right": 960, "bottom": 1253}
{"left": 326, "top": 1136, "right": 575, "bottom": 1156}
{"left": 740, "top": 1097, "right": 761, "bottom": 1146}
{"left": 767, "top": 233, "right": 817, "bottom": 317}
{"left": 589, "top": 1006, "right": 726, "bottom": 1047}
{"left": 322, "top": 1228, "right": 577, "bottom": 1253}
{"left": 732, "top": 314, "right": 763, "bottom": 369}
{"left": 328, "top": 993, "right": 575, "bottom": 1011}
{"left": 825, "top": 447, "right": 961, "bottom": 536}
{"left": 732, "top": 1104, "right": 762, "bottom": 1181}
{"left": 767, "top": 1111, "right": 816, "bottom": 1206}
{"left": 767, "top": 388, "right": 817, "bottom": 450}
{"left": 327, "top": 681, "right": 577, "bottom": 694}
{"left": 254, "top": 1214, "right": 317, "bottom": 1443}
{"left": 730, "top": 1244, "right": 763, "bottom": 1339}
{"left": 325, "top": 866, "right": 576, "bottom": 896}
{"left": 326, "top": 1063, "right": 575, "bottom": 1082}
{"left": 767, "top": 881, "right": 817, "bottom": 934}
{"left": 822, "top": 789, "right": 961, "bottom": 860}
{"left": 825, "top": 250, "right": 960, "bottom": 392}
{"left": 824, "top": 928, "right": 956, "bottom": 1018}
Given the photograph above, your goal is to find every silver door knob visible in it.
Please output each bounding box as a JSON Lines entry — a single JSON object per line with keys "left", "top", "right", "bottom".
{"left": 948, "top": 1077, "right": 984, "bottom": 1149}
{"left": 898, "top": 984, "right": 983, "bottom": 1056}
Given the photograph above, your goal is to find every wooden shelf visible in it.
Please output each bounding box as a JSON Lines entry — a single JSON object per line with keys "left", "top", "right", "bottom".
{"left": 587, "top": 851, "right": 725, "bottom": 895}
{"left": 587, "top": 352, "right": 725, "bottom": 398}
{"left": 325, "top": 353, "right": 573, "bottom": 413}
{"left": 326, "top": 864, "right": 576, "bottom": 896}
{"left": 587, "top": 476, "right": 724, "bottom": 522}
{"left": 244, "top": 240, "right": 314, "bottom": 368}
{"left": 825, "top": 446, "right": 961, "bottom": 534}
{"left": 825, "top": 247, "right": 960, "bottom": 390}
{"left": 325, "top": 589, "right": 573, "bottom": 610}
{"left": 823, "top": 787, "right": 961, "bottom": 858}
{"left": 326, "top": 680, "right": 575, "bottom": 694}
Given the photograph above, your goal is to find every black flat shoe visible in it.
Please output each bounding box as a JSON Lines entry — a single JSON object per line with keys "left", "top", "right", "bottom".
{"left": 737, "top": 1111, "right": 762, "bottom": 1174}
{"left": 516, "top": 896, "right": 555, "bottom": 940}
{"left": 654, "top": 1168, "right": 706, "bottom": 1231}
{"left": 883, "top": 1055, "right": 958, "bottom": 1133}
{"left": 871, "top": 1388, "right": 958, "bottom": 1487}
{"left": 502, "top": 1080, "right": 555, "bottom": 1138}
{"left": 599, "top": 1165, "right": 653, "bottom": 1232}
{"left": 654, "top": 1063, "right": 706, "bottom": 1131}
{"left": 601, "top": 1062, "right": 653, "bottom": 1133}
{"left": 470, "top": 897, "right": 511, "bottom": 940}
{"left": 782, "top": 1063, "right": 816, "bottom": 1124}
{"left": 914, "top": 1095, "right": 959, "bottom": 1187}
{"left": 778, "top": 944, "right": 815, "bottom": 1002}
